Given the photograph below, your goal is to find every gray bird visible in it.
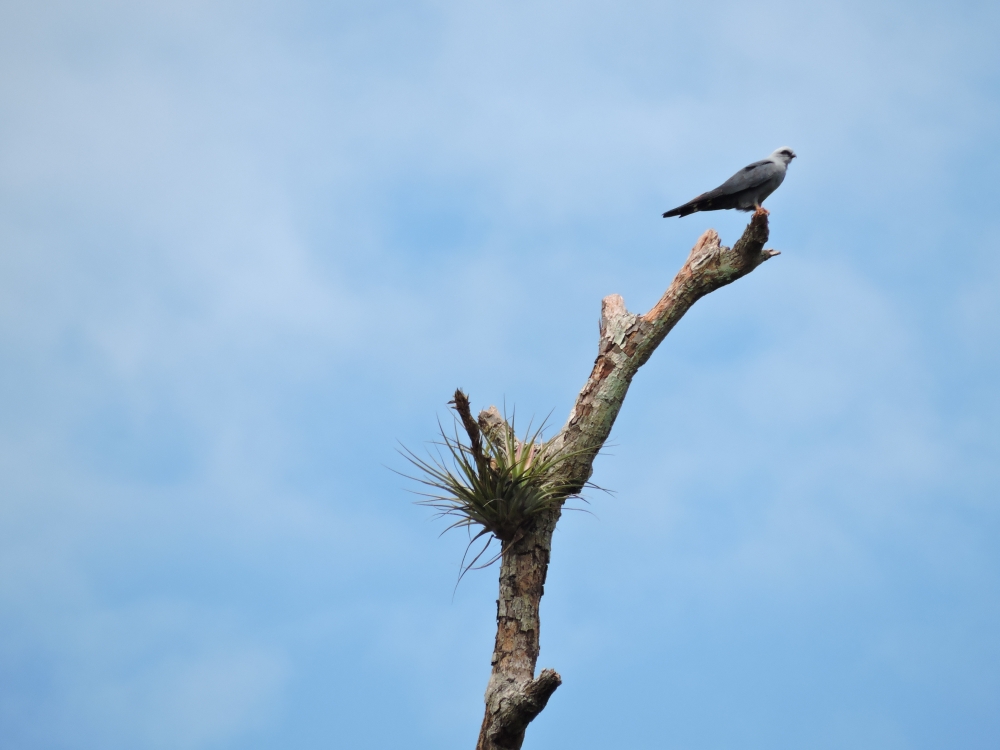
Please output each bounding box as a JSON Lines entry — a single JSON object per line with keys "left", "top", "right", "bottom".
{"left": 663, "top": 147, "right": 797, "bottom": 218}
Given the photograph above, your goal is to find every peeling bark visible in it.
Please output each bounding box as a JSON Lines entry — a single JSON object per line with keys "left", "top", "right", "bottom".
{"left": 474, "top": 213, "right": 778, "bottom": 750}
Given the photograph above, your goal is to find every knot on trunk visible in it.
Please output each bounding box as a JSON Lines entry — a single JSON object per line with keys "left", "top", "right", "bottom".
{"left": 478, "top": 670, "right": 562, "bottom": 750}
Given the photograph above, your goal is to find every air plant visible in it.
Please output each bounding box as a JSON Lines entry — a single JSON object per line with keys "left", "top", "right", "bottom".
{"left": 400, "top": 390, "right": 584, "bottom": 576}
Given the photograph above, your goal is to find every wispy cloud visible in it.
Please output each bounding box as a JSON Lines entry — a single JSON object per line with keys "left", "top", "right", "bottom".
{"left": 0, "top": 0, "right": 998, "bottom": 747}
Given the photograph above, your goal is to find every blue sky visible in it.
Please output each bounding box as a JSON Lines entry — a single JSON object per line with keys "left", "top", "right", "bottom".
{"left": 1, "top": 1, "right": 998, "bottom": 748}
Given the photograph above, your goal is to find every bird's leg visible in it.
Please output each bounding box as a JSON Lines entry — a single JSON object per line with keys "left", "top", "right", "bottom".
{"left": 753, "top": 204, "right": 770, "bottom": 216}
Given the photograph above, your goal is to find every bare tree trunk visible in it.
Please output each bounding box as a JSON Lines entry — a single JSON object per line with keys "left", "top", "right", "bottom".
{"left": 474, "top": 212, "right": 778, "bottom": 750}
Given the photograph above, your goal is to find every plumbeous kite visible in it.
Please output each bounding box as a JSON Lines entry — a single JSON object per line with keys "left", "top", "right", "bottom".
{"left": 662, "top": 147, "right": 797, "bottom": 218}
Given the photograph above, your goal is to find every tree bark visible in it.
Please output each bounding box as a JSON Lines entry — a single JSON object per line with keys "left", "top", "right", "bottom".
{"left": 474, "top": 212, "right": 778, "bottom": 750}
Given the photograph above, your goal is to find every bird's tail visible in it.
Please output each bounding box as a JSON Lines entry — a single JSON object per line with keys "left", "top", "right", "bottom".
{"left": 663, "top": 190, "right": 730, "bottom": 218}
{"left": 662, "top": 203, "right": 697, "bottom": 218}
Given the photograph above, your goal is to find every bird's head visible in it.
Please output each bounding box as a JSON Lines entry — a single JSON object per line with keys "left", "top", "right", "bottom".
{"left": 773, "top": 147, "right": 797, "bottom": 165}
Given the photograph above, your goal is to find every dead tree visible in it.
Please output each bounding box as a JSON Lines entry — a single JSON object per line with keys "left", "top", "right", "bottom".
{"left": 418, "top": 213, "right": 778, "bottom": 749}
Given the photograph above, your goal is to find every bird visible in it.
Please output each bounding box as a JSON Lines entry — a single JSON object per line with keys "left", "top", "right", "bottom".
{"left": 662, "top": 147, "right": 797, "bottom": 218}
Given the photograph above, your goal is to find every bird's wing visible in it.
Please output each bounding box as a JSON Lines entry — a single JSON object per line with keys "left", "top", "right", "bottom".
{"left": 708, "top": 159, "right": 782, "bottom": 196}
